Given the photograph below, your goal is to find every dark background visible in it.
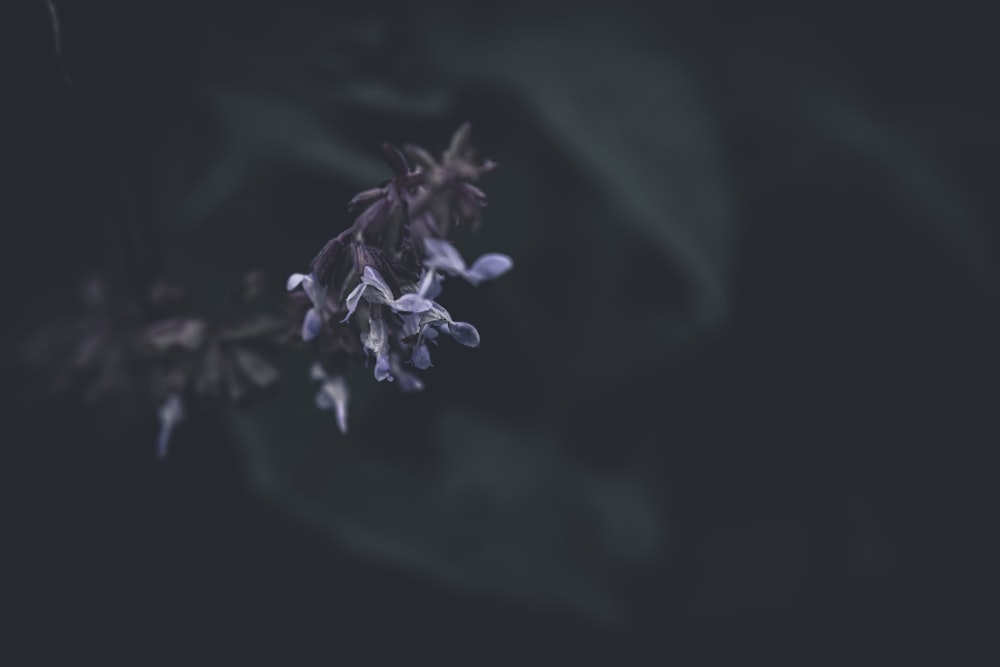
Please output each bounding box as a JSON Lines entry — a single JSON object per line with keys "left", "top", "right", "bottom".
{"left": 5, "top": 0, "right": 998, "bottom": 662}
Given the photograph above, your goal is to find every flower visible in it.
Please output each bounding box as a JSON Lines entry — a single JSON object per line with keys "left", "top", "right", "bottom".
{"left": 286, "top": 125, "right": 512, "bottom": 422}
{"left": 343, "top": 266, "right": 433, "bottom": 322}
{"left": 156, "top": 393, "right": 184, "bottom": 459}
{"left": 361, "top": 317, "right": 392, "bottom": 381}
{"left": 411, "top": 342, "right": 432, "bottom": 369}
{"left": 311, "top": 363, "right": 350, "bottom": 434}
{"left": 423, "top": 238, "right": 513, "bottom": 286}
{"left": 286, "top": 272, "right": 329, "bottom": 341}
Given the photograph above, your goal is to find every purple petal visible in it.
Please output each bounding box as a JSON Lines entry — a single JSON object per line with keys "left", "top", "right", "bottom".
{"left": 314, "top": 376, "right": 349, "bottom": 434}
{"left": 302, "top": 276, "right": 327, "bottom": 311}
{"left": 448, "top": 321, "right": 481, "bottom": 347}
{"left": 364, "top": 318, "right": 388, "bottom": 353}
{"left": 411, "top": 344, "right": 432, "bottom": 369}
{"left": 423, "top": 238, "right": 467, "bottom": 275}
{"left": 392, "top": 293, "right": 433, "bottom": 313}
{"left": 465, "top": 253, "right": 513, "bottom": 285}
{"left": 417, "top": 269, "right": 443, "bottom": 300}
{"left": 343, "top": 282, "right": 366, "bottom": 322}
{"left": 399, "top": 313, "right": 422, "bottom": 339}
{"left": 301, "top": 308, "right": 323, "bottom": 341}
{"left": 286, "top": 273, "right": 306, "bottom": 291}
{"left": 374, "top": 354, "right": 392, "bottom": 381}
{"left": 156, "top": 394, "right": 184, "bottom": 460}
{"left": 360, "top": 266, "right": 394, "bottom": 302}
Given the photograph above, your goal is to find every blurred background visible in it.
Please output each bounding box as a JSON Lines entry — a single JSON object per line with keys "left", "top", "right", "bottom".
{"left": 5, "top": 0, "right": 999, "bottom": 662}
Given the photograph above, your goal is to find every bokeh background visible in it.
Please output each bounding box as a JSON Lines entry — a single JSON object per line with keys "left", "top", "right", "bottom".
{"left": 6, "top": 0, "right": 998, "bottom": 662}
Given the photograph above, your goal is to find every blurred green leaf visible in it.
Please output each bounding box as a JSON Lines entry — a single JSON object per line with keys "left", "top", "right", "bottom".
{"left": 423, "top": 15, "right": 735, "bottom": 332}
{"left": 227, "top": 399, "right": 663, "bottom": 629}
{"left": 175, "top": 89, "right": 385, "bottom": 227}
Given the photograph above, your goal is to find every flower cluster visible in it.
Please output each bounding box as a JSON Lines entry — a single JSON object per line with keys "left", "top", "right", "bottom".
{"left": 20, "top": 124, "right": 511, "bottom": 456}
{"left": 22, "top": 274, "right": 287, "bottom": 459}
{"left": 286, "top": 124, "right": 512, "bottom": 433}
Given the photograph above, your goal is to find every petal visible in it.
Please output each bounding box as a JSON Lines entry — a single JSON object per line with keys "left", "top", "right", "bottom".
{"left": 366, "top": 318, "right": 388, "bottom": 351}
{"left": 156, "top": 394, "right": 185, "bottom": 460}
{"left": 411, "top": 344, "right": 432, "bottom": 369}
{"left": 144, "top": 318, "right": 208, "bottom": 351}
{"left": 391, "top": 354, "right": 425, "bottom": 392}
{"left": 301, "top": 308, "right": 323, "bottom": 341}
{"left": 374, "top": 354, "right": 392, "bottom": 381}
{"left": 309, "top": 362, "right": 327, "bottom": 381}
{"left": 342, "top": 282, "right": 367, "bottom": 322}
{"left": 448, "top": 321, "right": 481, "bottom": 347}
{"left": 231, "top": 347, "right": 279, "bottom": 388}
{"left": 417, "top": 269, "right": 443, "bottom": 300}
{"left": 392, "top": 293, "right": 433, "bottom": 313}
{"left": 286, "top": 273, "right": 306, "bottom": 291}
{"left": 423, "top": 238, "right": 467, "bottom": 275}
{"left": 302, "top": 276, "right": 327, "bottom": 310}
{"left": 360, "top": 266, "right": 394, "bottom": 302}
{"left": 314, "top": 376, "right": 349, "bottom": 434}
{"left": 465, "top": 253, "right": 513, "bottom": 285}
{"left": 400, "top": 313, "right": 422, "bottom": 339}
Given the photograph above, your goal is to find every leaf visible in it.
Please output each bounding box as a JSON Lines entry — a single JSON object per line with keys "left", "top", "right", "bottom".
{"left": 421, "top": 14, "right": 735, "bottom": 334}
{"left": 174, "top": 89, "right": 386, "bottom": 227}
{"left": 226, "top": 400, "right": 664, "bottom": 629}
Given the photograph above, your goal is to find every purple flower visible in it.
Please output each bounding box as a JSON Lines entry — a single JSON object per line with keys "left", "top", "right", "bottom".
{"left": 343, "top": 266, "right": 433, "bottom": 322}
{"left": 285, "top": 125, "right": 512, "bottom": 424}
{"left": 423, "top": 238, "right": 513, "bottom": 286}
{"left": 286, "top": 272, "right": 328, "bottom": 341}
{"left": 361, "top": 317, "right": 392, "bottom": 382}
{"left": 411, "top": 342, "right": 432, "bottom": 369}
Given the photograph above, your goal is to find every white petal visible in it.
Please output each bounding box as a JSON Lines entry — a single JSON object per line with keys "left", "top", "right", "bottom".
{"left": 286, "top": 273, "right": 306, "bottom": 291}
